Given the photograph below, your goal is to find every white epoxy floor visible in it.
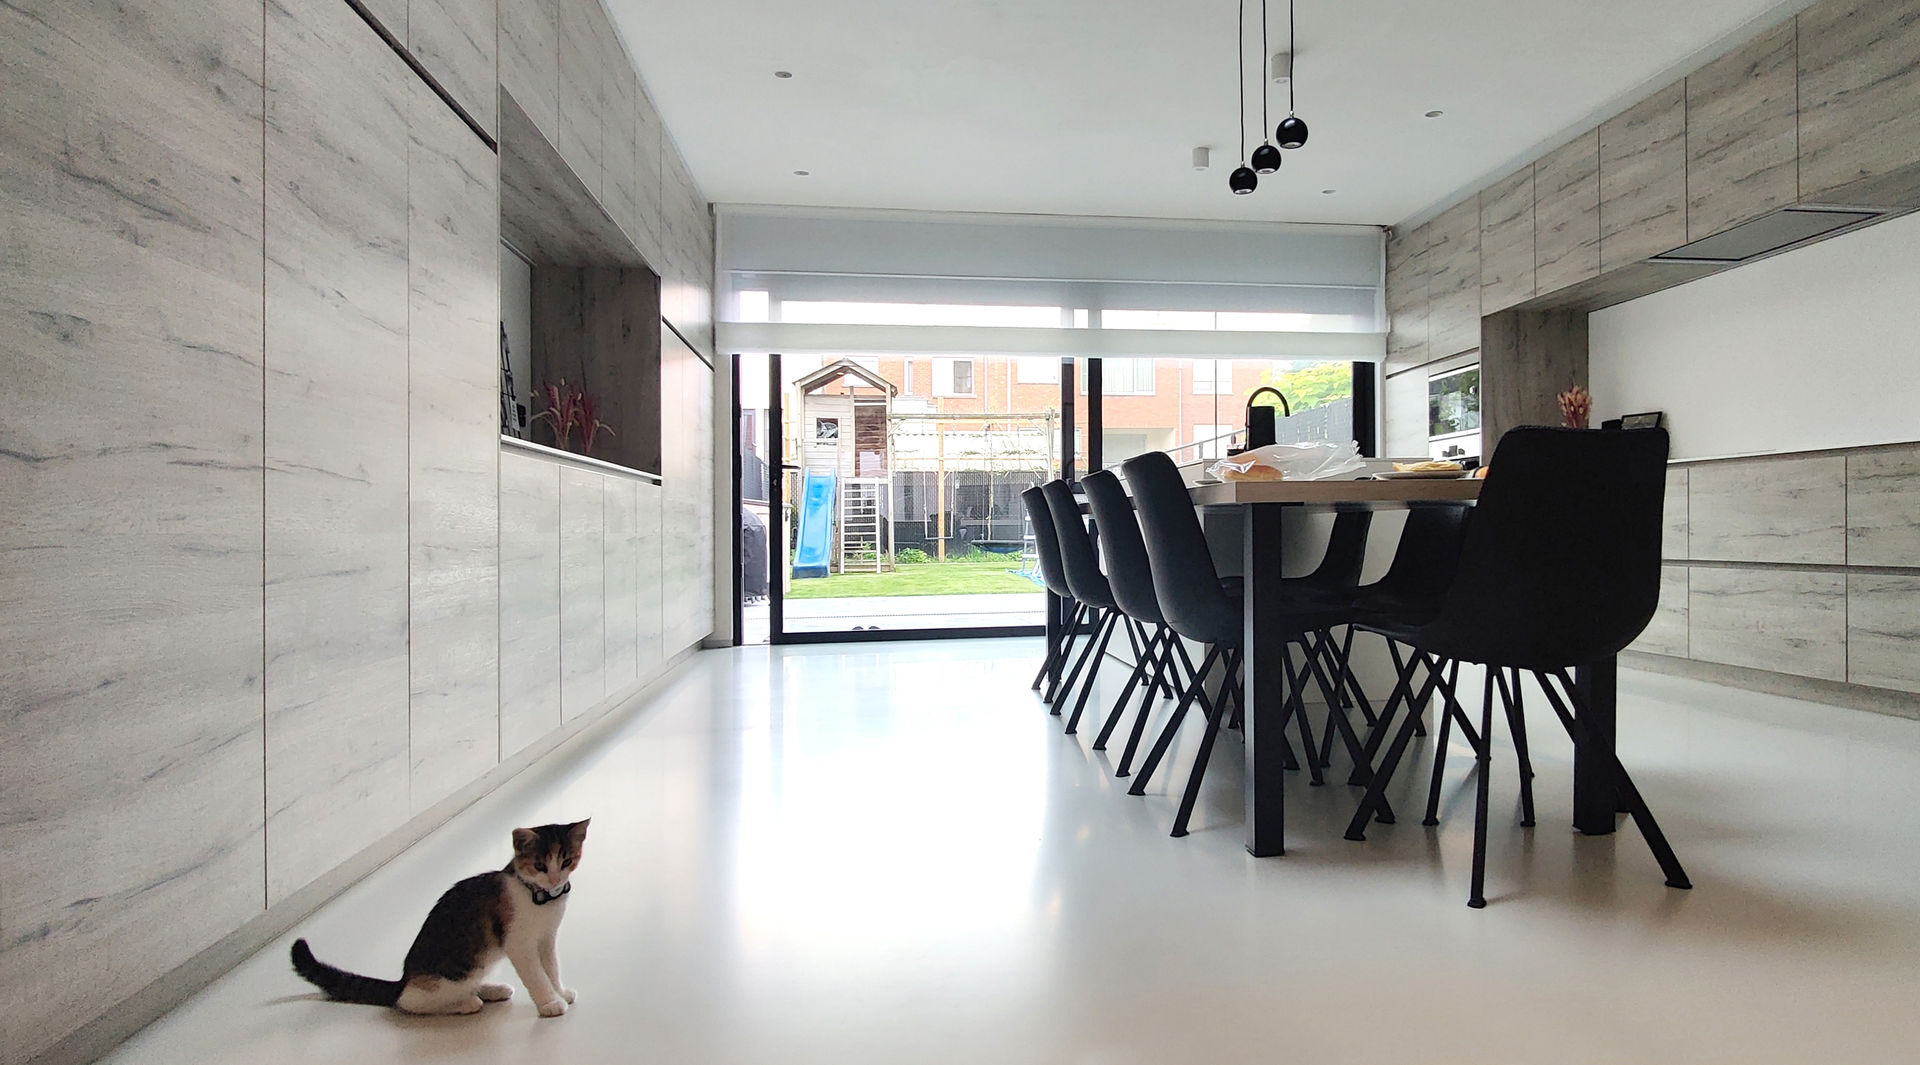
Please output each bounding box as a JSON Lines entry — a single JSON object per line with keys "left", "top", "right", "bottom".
{"left": 102, "top": 641, "right": 1920, "bottom": 1064}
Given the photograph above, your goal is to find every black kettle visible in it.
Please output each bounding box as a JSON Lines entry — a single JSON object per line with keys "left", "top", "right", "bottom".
{"left": 1238, "top": 386, "right": 1292, "bottom": 451}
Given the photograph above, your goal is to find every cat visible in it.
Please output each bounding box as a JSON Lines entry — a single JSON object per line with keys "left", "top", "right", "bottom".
{"left": 290, "top": 820, "right": 589, "bottom": 1017}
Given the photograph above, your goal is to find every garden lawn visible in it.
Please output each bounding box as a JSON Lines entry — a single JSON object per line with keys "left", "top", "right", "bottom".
{"left": 785, "top": 557, "right": 1041, "bottom": 599}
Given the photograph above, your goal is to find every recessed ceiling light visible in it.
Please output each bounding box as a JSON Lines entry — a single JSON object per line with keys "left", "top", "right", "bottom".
{"left": 1321, "top": 188, "right": 1336, "bottom": 195}
{"left": 774, "top": 70, "right": 793, "bottom": 79}
{"left": 1424, "top": 109, "right": 1445, "bottom": 118}
{"left": 792, "top": 169, "right": 810, "bottom": 176}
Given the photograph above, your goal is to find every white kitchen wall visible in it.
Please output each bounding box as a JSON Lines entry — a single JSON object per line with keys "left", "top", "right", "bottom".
{"left": 1590, "top": 208, "right": 1920, "bottom": 460}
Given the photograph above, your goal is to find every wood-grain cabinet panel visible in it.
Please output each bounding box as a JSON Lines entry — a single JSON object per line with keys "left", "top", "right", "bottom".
{"left": 1534, "top": 130, "right": 1602, "bottom": 293}
{"left": 499, "top": 452, "right": 563, "bottom": 758}
{"left": 1601, "top": 80, "right": 1688, "bottom": 269}
{"left": 1384, "top": 233, "right": 1429, "bottom": 373}
{"left": 1479, "top": 165, "right": 1535, "bottom": 313}
{"left": 407, "top": 78, "right": 501, "bottom": 811}
{"left": 1689, "top": 567, "right": 1847, "bottom": 682}
{"left": 1663, "top": 467, "right": 1689, "bottom": 560}
{"left": 1686, "top": 20, "right": 1799, "bottom": 240}
{"left": 556, "top": 0, "right": 605, "bottom": 199}
{"left": 1425, "top": 199, "right": 1481, "bottom": 359}
{"left": 636, "top": 479, "right": 666, "bottom": 680}
{"left": 1631, "top": 565, "right": 1690, "bottom": 657}
{"left": 0, "top": 0, "right": 268, "bottom": 1056}
{"left": 604, "top": 476, "right": 641, "bottom": 694}
{"left": 560, "top": 467, "right": 607, "bottom": 718}
{"left": 1847, "top": 447, "right": 1920, "bottom": 567}
{"left": 1797, "top": 0, "right": 1920, "bottom": 207}
{"left": 498, "top": 0, "right": 558, "bottom": 138}
{"left": 1848, "top": 573, "right": 1920, "bottom": 693}
{"left": 1688, "top": 456, "right": 1846, "bottom": 565}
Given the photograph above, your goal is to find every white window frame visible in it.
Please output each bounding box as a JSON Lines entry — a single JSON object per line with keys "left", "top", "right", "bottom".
{"left": 1193, "top": 359, "right": 1233, "bottom": 395}
{"left": 933, "top": 357, "right": 975, "bottom": 397}
{"left": 1098, "top": 358, "right": 1155, "bottom": 396}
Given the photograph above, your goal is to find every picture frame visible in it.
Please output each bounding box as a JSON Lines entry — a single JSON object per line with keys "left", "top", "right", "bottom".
{"left": 1620, "top": 411, "right": 1664, "bottom": 431}
{"left": 814, "top": 417, "right": 840, "bottom": 442}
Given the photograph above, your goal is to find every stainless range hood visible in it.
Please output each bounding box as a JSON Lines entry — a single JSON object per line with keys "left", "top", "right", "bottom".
{"left": 1649, "top": 204, "right": 1890, "bottom": 264}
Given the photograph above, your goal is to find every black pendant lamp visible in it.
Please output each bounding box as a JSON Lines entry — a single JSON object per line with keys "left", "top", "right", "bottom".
{"left": 1276, "top": 0, "right": 1309, "bottom": 148}
{"left": 1249, "top": 0, "right": 1281, "bottom": 173}
{"left": 1229, "top": 0, "right": 1258, "bottom": 193}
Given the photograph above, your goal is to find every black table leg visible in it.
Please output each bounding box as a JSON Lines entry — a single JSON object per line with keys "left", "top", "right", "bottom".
{"left": 1243, "top": 503, "right": 1288, "bottom": 857}
{"left": 1572, "top": 656, "right": 1620, "bottom": 835}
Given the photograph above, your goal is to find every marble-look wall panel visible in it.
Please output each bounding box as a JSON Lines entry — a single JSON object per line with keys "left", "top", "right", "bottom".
{"left": 636, "top": 479, "right": 666, "bottom": 681}
{"left": 262, "top": 0, "right": 415, "bottom": 906}
{"left": 1663, "top": 467, "right": 1689, "bottom": 560}
{"left": 409, "top": 0, "right": 496, "bottom": 137}
{"left": 0, "top": 1, "right": 268, "bottom": 1058}
{"left": 1631, "top": 565, "right": 1690, "bottom": 657}
{"left": 1848, "top": 573, "right": 1920, "bottom": 694}
{"left": 1425, "top": 198, "right": 1482, "bottom": 359}
{"left": 1534, "top": 129, "right": 1602, "bottom": 294}
{"left": 1479, "top": 165, "right": 1535, "bottom": 313}
{"left": 1688, "top": 455, "right": 1846, "bottom": 565}
{"left": 690, "top": 356, "right": 716, "bottom": 640}
{"left": 1686, "top": 20, "right": 1799, "bottom": 240}
{"left": 1689, "top": 567, "right": 1847, "bottom": 682}
{"left": 1383, "top": 231, "right": 1429, "bottom": 373}
{"left": 1847, "top": 447, "right": 1920, "bottom": 567}
{"left": 561, "top": 467, "right": 608, "bottom": 719}
{"left": 604, "top": 477, "right": 641, "bottom": 693}
{"left": 557, "top": 0, "right": 607, "bottom": 199}
{"left": 1600, "top": 80, "right": 1688, "bottom": 269}
{"left": 361, "top": 0, "right": 407, "bottom": 39}
{"left": 1798, "top": 0, "right": 1920, "bottom": 207}
{"left": 498, "top": 0, "right": 558, "bottom": 139}
{"left": 407, "top": 78, "right": 502, "bottom": 811}
{"left": 660, "top": 144, "right": 710, "bottom": 353}
{"left": 500, "top": 451, "right": 563, "bottom": 758}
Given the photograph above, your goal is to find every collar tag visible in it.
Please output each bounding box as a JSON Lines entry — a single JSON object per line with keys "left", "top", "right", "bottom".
{"left": 525, "top": 879, "right": 571, "bottom": 906}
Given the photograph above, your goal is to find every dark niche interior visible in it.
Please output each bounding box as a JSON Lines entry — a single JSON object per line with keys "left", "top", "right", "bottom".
{"left": 498, "top": 89, "right": 662, "bottom": 476}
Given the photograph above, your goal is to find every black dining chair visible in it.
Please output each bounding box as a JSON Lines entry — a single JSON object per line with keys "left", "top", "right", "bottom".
{"left": 1039, "top": 478, "right": 1158, "bottom": 736}
{"left": 1021, "top": 485, "right": 1099, "bottom": 707}
{"left": 1121, "top": 450, "right": 1348, "bottom": 836}
{"left": 1345, "top": 427, "right": 1690, "bottom": 908}
{"left": 1081, "top": 469, "right": 1213, "bottom": 778}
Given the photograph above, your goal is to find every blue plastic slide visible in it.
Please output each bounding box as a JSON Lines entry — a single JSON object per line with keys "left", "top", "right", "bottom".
{"left": 791, "top": 469, "right": 836, "bottom": 579}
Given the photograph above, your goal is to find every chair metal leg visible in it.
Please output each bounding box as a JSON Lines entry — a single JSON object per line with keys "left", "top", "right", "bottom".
{"left": 1280, "top": 646, "right": 1325, "bottom": 786}
{"left": 1065, "top": 612, "right": 1123, "bottom": 734}
{"left": 1172, "top": 648, "right": 1238, "bottom": 837}
{"left": 1094, "top": 622, "right": 1152, "bottom": 751}
{"left": 1542, "top": 669, "right": 1692, "bottom": 891}
{"left": 1112, "top": 628, "right": 1173, "bottom": 774}
{"left": 1468, "top": 669, "right": 1496, "bottom": 909}
{"left": 1497, "top": 667, "right": 1536, "bottom": 827}
{"left": 1422, "top": 658, "right": 1463, "bottom": 826}
{"left": 1344, "top": 647, "right": 1430, "bottom": 840}
{"left": 1053, "top": 609, "right": 1110, "bottom": 718}
{"left": 1042, "top": 604, "right": 1088, "bottom": 704}
{"left": 1349, "top": 641, "right": 1437, "bottom": 786}
{"left": 1128, "top": 645, "right": 1223, "bottom": 796}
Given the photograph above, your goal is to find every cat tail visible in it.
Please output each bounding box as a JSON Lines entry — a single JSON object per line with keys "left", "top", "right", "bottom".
{"left": 290, "top": 938, "right": 404, "bottom": 1007}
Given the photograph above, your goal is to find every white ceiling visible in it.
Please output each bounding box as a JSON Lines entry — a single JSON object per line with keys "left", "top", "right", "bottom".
{"left": 609, "top": 0, "right": 1812, "bottom": 228}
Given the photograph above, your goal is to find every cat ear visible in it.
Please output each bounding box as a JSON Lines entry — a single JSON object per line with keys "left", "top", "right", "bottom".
{"left": 512, "top": 827, "right": 538, "bottom": 850}
{"left": 567, "top": 819, "right": 590, "bottom": 844}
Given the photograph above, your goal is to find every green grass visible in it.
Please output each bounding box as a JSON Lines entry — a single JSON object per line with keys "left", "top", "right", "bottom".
{"left": 786, "top": 556, "right": 1040, "bottom": 599}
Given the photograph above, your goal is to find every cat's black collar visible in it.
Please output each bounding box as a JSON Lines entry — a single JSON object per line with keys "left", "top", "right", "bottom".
{"left": 518, "top": 876, "right": 571, "bottom": 906}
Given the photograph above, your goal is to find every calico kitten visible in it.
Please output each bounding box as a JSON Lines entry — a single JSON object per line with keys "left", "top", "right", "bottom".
{"left": 291, "top": 820, "right": 589, "bottom": 1017}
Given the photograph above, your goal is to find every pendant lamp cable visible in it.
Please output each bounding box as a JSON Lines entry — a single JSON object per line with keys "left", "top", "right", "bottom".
{"left": 1260, "top": 0, "right": 1269, "bottom": 134}
{"left": 1288, "top": 0, "right": 1297, "bottom": 114}
{"left": 1238, "top": 0, "right": 1247, "bottom": 162}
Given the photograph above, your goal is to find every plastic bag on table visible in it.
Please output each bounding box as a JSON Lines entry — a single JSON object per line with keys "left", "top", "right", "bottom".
{"left": 1207, "top": 440, "right": 1365, "bottom": 482}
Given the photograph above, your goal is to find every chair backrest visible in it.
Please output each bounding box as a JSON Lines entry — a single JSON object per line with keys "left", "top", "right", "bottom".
{"left": 1039, "top": 480, "right": 1115, "bottom": 610}
{"left": 1081, "top": 470, "right": 1164, "bottom": 625}
{"left": 1297, "top": 511, "right": 1373, "bottom": 593}
{"left": 1368, "top": 504, "right": 1471, "bottom": 601}
{"left": 1120, "top": 450, "right": 1240, "bottom": 646}
{"left": 1019, "top": 486, "right": 1074, "bottom": 600}
{"left": 1421, "top": 427, "right": 1670, "bottom": 668}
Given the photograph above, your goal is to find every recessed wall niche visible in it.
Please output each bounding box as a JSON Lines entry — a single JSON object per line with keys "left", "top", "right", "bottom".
{"left": 499, "top": 89, "right": 662, "bottom": 475}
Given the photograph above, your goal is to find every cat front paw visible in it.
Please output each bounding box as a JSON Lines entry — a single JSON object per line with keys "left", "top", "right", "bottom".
{"left": 560, "top": 988, "right": 577, "bottom": 1004}
{"left": 537, "top": 997, "right": 568, "bottom": 1018}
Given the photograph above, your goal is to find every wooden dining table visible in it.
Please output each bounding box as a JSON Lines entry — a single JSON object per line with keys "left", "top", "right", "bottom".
{"left": 1188, "top": 476, "right": 1625, "bottom": 857}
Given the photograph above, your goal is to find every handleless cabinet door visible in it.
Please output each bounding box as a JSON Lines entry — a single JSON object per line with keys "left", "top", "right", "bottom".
{"left": 1798, "top": 0, "right": 1920, "bottom": 208}
{"left": 0, "top": 0, "right": 268, "bottom": 1055}
{"left": 604, "top": 477, "right": 641, "bottom": 694}
{"left": 1847, "top": 447, "right": 1920, "bottom": 567}
{"left": 560, "top": 467, "right": 607, "bottom": 719}
{"left": 499, "top": 0, "right": 559, "bottom": 138}
{"left": 500, "top": 452, "right": 563, "bottom": 758}
{"left": 1534, "top": 130, "right": 1602, "bottom": 294}
{"left": 407, "top": 80, "right": 501, "bottom": 811}
{"left": 1426, "top": 199, "right": 1482, "bottom": 359}
{"left": 1689, "top": 456, "right": 1846, "bottom": 565}
{"left": 1385, "top": 231, "right": 1430, "bottom": 372}
{"left": 410, "top": 0, "right": 496, "bottom": 137}
{"left": 557, "top": 0, "right": 607, "bottom": 199}
{"left": 1687, "top": 20, "right": 1799, "bottom": 240}
{"left": 1479, "top": 165, "right": 1535, "bottom": 313}
{"left": 1601, "top": 80, "right": 1688, "bottom": 269}
{"left": 262, "top": 0, "right": 413, "bottom": 904}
